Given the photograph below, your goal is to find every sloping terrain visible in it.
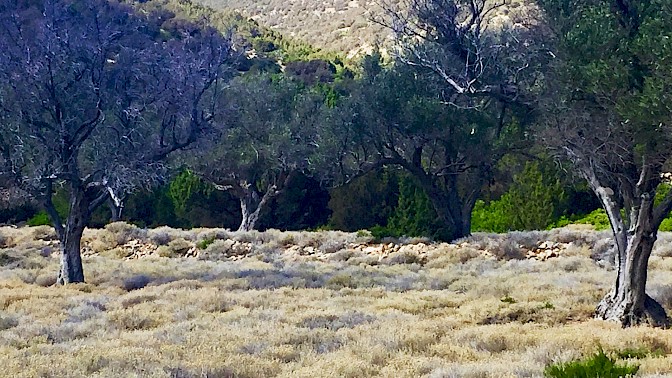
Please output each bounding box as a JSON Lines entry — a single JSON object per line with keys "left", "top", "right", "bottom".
{"left": 192, "top": 0, "right": 535, "bottom": 57}
{"left": 195, "top": 0, "right": 389, "bottom": 57}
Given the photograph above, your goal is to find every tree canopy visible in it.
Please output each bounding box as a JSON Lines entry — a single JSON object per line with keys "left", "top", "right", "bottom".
{"left": 538, "top": 0, "right": 672, "bottom": 326}
{"left": 0, "top": 0, "right": 235, "bottom": 283}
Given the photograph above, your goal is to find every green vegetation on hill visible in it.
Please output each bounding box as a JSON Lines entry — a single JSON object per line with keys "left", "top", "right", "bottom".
{"left": 133, "top": 0, "right": 346, "bottom": 63}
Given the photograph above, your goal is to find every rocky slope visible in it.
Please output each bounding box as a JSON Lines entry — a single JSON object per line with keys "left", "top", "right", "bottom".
{"left": 194, "top": 0, "right": 536, "bottom": 59}
{"left": 196, "top": 0, "right": 387, "bottom": 57}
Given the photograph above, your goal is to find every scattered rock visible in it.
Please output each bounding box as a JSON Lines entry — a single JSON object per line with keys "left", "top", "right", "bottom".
{"left": 73, "top": 235, "right": 573, "bottom": 264}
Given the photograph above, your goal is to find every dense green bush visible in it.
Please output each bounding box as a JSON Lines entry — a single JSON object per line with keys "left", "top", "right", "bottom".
{"left": 471, "top": 199, "right": 510, "bottom": 233}
{"left": 369, "top": 174, "right": 452, "bottom": 241}
{"left": 656, "top": 183, "right": 672, "bottom": 231}
{"left": 556, "top": 209, "right": 611, "bottom": 231}
{"left": 472, "top": 162, "right": 565, "bottom": 232}
{"left": 26, "top": 211, "right": 51, "bottom": 227}
{"left": 258, "top": 173, "right": 331, "bottom": 231}
{"left": 385, "top": 175, "right": 441, "bottom": 238}
{"left": 168, "top": 170, "right": 214, "bottom": 217}
{"left": 659, "top": 217, "right": 672, "bottom": 231}
{"left": 544, "top": 349, "right": 639, "bottom": 378}
{"left": 164, "top": 170, "right": 239, "bottom": 229}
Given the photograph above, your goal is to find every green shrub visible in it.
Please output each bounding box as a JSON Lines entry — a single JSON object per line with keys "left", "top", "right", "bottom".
{"left": 472, "top": 161, "right": 565, "bottom": 232}
{"left": 614, "top": 346, "right": 664, "bottom": 359}
{"left": 27, "top": 211, "right": 51, "bottom": 227}
{"left": 549, "top": 182, "right": 672, "bottom": 231}
{"left": 471, "top": 199, "right": 510, "bottom": 233}
{"left": 328, "top": 168, "right": 399, "bottom": 232}
{"left": 613, "top": 348, "right": 647, "bottom": 360}
{"left": 660, "top": 217, "right": 672, "bottom": 231}
{"left": 544, "top": 348, "right": 639, "bottom": 378}
{"left": 27, "top": 188, "right": 69, "bottom": 226}
{"left": 384, "top": 174, "right": 450, "bottom": 240}
{"left": 196, "top": 237, "right": 215, "bottom": 250}
{"left": 549, "top": 215, "right": 572, "bottom": 229}
{"left": 168, "top": 170, "right": 214, "bottom": 216}
{"left": 505, "top": 161, "right": 566, "bottom": 231}
{"left": 161, "top": 169, "right": 239, "bottom": 229}
{"left": 369, "top": 224, "right": 393, "bottom": 240}
{"left": 570, "top": 209, "right": 611, "bottom": 231}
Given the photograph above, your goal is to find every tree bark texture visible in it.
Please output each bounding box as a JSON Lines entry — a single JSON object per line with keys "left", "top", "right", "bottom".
{"left": 237, "top": 185, "right": 278, "bottom": 232}
{"left": 586, "top": 175, "right": 669, "bottom": 327}
{"left": 56, "top": 189, "right": 90, "bottom": 284}
{"left": 238, "top": 189, "right": 262, "bottom": 232}
{"left": 424, "top": 191, "right": 471, "bottom": 241}
{"left": 108, "top": 198, "right": 123, "bottom": 222}
{"left": 595, "top": 218, "right": 669, "bottom": 327}
{"left": 58, "top": 222, "right": 85, "bottom": 285}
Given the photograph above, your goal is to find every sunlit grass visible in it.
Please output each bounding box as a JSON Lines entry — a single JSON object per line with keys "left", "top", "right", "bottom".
{"left": 2, "top": 225, "right": 672, "bottom": 377}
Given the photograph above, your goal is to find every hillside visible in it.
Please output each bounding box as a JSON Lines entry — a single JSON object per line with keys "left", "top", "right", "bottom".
{"left": 193, "top": 0, "right": 536, "bottom": 59}
{"left": 194, "top": 0, "right": 389, "bottom": 57}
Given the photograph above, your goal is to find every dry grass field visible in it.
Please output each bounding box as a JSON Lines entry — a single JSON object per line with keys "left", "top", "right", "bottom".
{"left": 2, "top": 223, "right": 672, "bottom": 377}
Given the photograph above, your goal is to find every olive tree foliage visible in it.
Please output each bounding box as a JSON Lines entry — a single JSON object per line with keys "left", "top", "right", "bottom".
{"left": 326, "top": 57, "right": 526, "bottom": 241}
{"left": 188, "top": 74, "right": 324, "bottom": 231}
{"left": 341, "top": 0, "right": 549, "bottom": 241}
{"left": 537, "top": 0, "right": 672, "bottom": 327}
{"left": 376, "top": 0, "right": 547, "bottom": 108}
{"left": 0, "top": 0, "right": 235, "bottom": 284}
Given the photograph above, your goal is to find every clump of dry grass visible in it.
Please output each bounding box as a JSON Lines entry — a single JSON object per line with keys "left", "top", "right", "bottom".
{"left": 30, "top": 225, "right": 58, "bottom": 241}
{"left": 0, "top": 314, "right": 18, "bottom": 330}
{"left": 653, "top": 232, "right": 672, "bottom": 258}
{"left": 119, "top": 274, "right": 153, "bottom": 291}
{"left": 3, "top": 225, "right": 672, "bottom": 377}
{"left": 459, "top": 233, "right": 527, "bottom": 260}
{"left": 104, "top": 221, "right": 147, "bottom": 244}
{"left": 381, "top": 250, "right": 424, "bottom": 265}
{"left": 147, "top": 226, "right": 204, "bottom": 245}
{"left": 147, "top": 226, "right": 176, "bottom": 246}
{"left": 157, "top": 238, "right": 193, "bottom": 258}
{"left": 0, "top": 229, "right": 14, "bottom": 249}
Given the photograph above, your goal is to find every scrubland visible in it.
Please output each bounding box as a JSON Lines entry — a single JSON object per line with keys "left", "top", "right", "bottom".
{"left": 2, "top": 224, "right": 672, "bottom": 377}
{"left": 195, "top": 0, "right": 388, "bottom": 56}
{"left": 193, "top": 0, "right": 531, "bottom": 57}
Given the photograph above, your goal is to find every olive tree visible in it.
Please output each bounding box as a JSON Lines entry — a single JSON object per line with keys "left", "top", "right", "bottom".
{"left": 0, "top": 0, "right": 234, "bottom": 283}
{"left": 356, "top": 0, "right": 548, "bottom": 240}
{"left": 327, "top": 56, "right": 528, "bottom": 241}
{"left": 538, "top": 0, "right": 672, "bottom": 326}
{"left": 190, "top": 74, "right": 324, "bottom": 231}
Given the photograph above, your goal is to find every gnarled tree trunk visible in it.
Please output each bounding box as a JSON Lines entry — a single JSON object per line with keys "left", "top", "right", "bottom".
{"left": 595, "top": 206, "right": 669, "bottom": 327}
{"left": 595, "top": 234, "right": 668, "bottom": 327}
{"left": 56, "top": 188, "right": 91, "bottom": 284}
{"left": 44, "top": 182, "right": 103, "bottom": 285}
{"left": 424, "top": 192, "right": 470, "bottom": 241}
{"left": 238, "top": 188, "right": 263, "bottom": 232}
{"left": 58, "top": 220, "right": 86, "bottom": 285}
{"left": 587, "top": 176, "right": 669, "bottom": 327}
{"left": 107, "top": 197, "right": 123, "bottom": 222}
{"left": 237, "top": 185, "right": 280, "bottom": 232}
{"left": 409, "top": 165, "right": 480, "bottom": 242}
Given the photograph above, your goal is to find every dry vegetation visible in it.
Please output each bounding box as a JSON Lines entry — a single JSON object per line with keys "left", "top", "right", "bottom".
{"left": 196, "top": 0, "right": 387, "bottom": 57}
{"left": 3, "top": 224, "right": 672, "bottom": 377}
{"left": 193, "top": 0, "right": 534, "bottom": 57}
